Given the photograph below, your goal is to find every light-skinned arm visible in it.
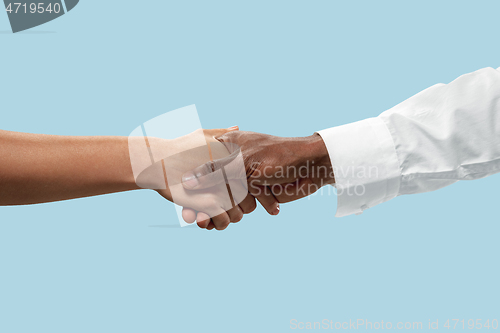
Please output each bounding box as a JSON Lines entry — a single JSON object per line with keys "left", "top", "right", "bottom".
{"left": 0, "top": 128, "right": 256, "bottom": 227}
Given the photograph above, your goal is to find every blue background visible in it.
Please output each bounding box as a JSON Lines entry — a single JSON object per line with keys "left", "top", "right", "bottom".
{"left": 1, "top": 1, "right": 499, "bottom": 332}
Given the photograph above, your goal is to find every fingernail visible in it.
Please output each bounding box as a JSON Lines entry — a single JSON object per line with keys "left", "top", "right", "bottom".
{"left": 272, "top": 205, "right": 280, "bottom": 215}
{"left": 228, "top": 126, "right": 239, "bottom": 131}
{"left": 182, "top": 172, "right": 199, "bottom": 189}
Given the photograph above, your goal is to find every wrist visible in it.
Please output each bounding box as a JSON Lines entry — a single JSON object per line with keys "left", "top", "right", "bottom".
{"left": 300, "top": 134, "right": 335, "bottom": 186}
{"left": 113, "top": 136, "right": 143, "bottom": 191}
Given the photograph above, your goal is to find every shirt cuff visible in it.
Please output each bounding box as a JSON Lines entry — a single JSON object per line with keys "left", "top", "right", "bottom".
{"left": 317, "top": 117, "right": 401, "bottom": 217}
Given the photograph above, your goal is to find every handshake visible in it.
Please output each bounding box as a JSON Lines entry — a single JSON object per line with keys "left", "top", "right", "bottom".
{"left": 2, "top": 68, "right": 494, "bottom": 223}
{"left": 130, "top": 126, "right": 335, "bottom": 231}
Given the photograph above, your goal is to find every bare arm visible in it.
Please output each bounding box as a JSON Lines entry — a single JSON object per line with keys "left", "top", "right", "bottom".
{"left": 0, "top": 127, "right": 249, "bottom": 230}
{"left": 0, "top": 130, "right": 138, "bottom": 205}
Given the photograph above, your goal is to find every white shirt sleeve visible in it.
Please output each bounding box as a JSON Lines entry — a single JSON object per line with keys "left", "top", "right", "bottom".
{"left": 318, "top": 66, "right": 500, "bottom": 217}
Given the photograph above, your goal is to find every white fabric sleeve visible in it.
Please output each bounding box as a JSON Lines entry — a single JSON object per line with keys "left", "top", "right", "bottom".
{"left": 318, "top": 66, "right": 500, "bottom": 217}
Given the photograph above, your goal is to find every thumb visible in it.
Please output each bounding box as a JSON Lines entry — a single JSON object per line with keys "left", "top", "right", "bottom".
{"left": 182, "top": 149, "right": 244, "bottom": 190}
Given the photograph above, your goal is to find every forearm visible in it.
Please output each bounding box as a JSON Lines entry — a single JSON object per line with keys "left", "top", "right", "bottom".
{"left": 0, "top": 130, "right": 138, "bottom": 205}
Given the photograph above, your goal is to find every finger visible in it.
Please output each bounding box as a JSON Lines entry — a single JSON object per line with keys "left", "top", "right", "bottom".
{"left": 206, "top": 221, "right": 216, "bottom": 230}
{"left": 211, "top": 212, "right": 231, "bottom": 230}
{"left": 196, "top": 213, "right": 211, "bottom": 229}
{"left": 182, "top": 208, "right": 197, "bottom": 224}
{"left": 238, "top": 193, "right": 257, "bottom": 214}
{"left": 227, "top": 205, "right": 244, "bottom": 223}
{"left": 196, "top": 212, "right": 210, "bottom": 228}
{"left": 181, "top": 149, "right": 244, "bottom": 190}
{"left": 249, "top": 183, "right": 280, "bottom": 216}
